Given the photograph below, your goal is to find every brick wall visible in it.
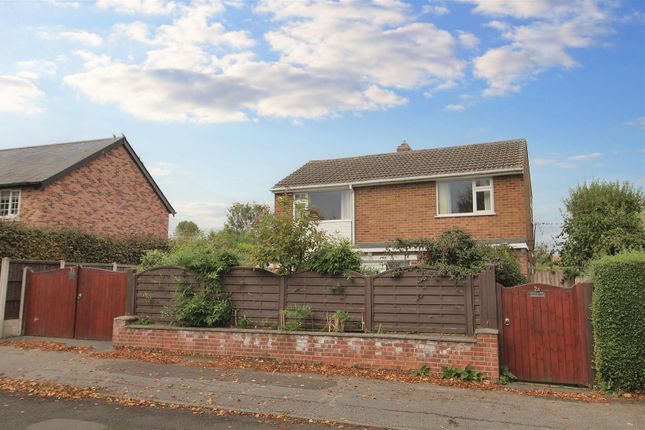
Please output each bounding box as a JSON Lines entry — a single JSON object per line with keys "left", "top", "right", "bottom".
{"left": 113, "top": 317, "right": 500, "bottom": 380}
{"left": 354, "top": 175, "right": 529, "bottom": 244}
{"left": 18, "top": 144, "right": 169, "bottom": 239}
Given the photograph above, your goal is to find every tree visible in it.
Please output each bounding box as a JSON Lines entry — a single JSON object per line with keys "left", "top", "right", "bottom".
{"left": 558, "top": 180, "right": 645, "bottom": 277}
{"left": 174, "top": 220, "right": 201, "bottom": 240}
{"left": 224, "top": 202, "right": 270, "bottom": 235}
{"left": 251, "top": 211, "right": 327, "bottom": 275}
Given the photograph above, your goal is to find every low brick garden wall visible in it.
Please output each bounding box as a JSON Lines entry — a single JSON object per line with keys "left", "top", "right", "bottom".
{"left": 114, "top": 316, "right": 500, "bottom": 380}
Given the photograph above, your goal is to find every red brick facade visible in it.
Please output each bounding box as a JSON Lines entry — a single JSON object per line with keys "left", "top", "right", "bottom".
{"left": 354, "top": 175, "right": 531, "bottom": 245}
{"left": 16, "top": 145, "right": 170, "bottom": 239}
{"left": 113, "top": 317, "right": 500, "bottom": 380}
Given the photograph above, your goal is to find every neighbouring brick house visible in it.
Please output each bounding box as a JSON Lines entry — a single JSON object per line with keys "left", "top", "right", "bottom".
{"left": 0, "top": 136, "right": 175, "bottom": 239}
{"left": 272, "top": 139, "right": 534, "bottom": 274}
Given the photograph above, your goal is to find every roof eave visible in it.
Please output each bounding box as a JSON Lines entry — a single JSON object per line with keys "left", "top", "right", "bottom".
{"left": 270, "top": 167, "right": 524, "bottom": 193}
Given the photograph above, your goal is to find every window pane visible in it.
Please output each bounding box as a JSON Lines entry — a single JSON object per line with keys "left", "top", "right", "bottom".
{"left": 475, "top": 179, "right": 490, "bottom": 187}
{"left": 438, "top": 181, "right": 473, "bottom": 214}
{"left": 476, "top": 190, "right": 491, "bottom": 211}
{"left": 0, "top": 192, "right": 8, "bottom": 216}
{"left": 308, "top": 191, "right": 343, "bottom": 220}
{"left": 451, "top": 181, "right": 473, "bottom": 213}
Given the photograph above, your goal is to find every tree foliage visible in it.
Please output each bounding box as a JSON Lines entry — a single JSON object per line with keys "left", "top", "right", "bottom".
{"left": 174, "top": 220, "right": 201, "bottom": 240}
{"left": 558, "top": 180, "right": 645, "bottom": 277}
{"left": 391, "top": 228, "right": 526, "bottom": 287}
{"left": 224, "top": 202, "right": 270, "bottom": 235}
{"left": 251, "top": 212, "right": 327, "bottom": 275}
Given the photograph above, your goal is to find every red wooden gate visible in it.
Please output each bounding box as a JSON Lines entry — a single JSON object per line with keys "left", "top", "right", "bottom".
{"left": 23, "top": 267, "right": 128, "bottom": 340}
{"left": 24, "top": 268, "right": 77, "bottom": 338}
{"left": 500, "top": 283, "right": 594, "bottom": 386}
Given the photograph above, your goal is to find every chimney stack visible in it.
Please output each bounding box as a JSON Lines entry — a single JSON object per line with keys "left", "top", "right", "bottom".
{"left": 397, "top": 140, "right": 411, "bottom": 152}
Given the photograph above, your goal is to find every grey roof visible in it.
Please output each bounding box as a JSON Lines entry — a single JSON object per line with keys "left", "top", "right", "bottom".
{"left": 273, "top": 138, "right": 527, "bottom": 190}
{"left": 0, "top": 136, "right": 175, "bottom": 214}
{"left": 0, "top": 137, "right": 120, "bottom": 186}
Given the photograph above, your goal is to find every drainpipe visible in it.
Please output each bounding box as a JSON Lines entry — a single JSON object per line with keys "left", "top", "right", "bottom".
{"left": 349, "top": 184, "right": 355, "bottom": 244}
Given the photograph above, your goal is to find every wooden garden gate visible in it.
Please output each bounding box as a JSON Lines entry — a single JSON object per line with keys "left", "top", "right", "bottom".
{"left": 23, "top": 267, "right": 129, "bottom": 340}
{"left": 500, "top": 283, "right": 594, "bottom": 386}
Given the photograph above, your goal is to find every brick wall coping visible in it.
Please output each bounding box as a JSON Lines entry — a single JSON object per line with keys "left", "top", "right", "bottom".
{"left": 117, "top": 317, "right": 477, "bottom": 344}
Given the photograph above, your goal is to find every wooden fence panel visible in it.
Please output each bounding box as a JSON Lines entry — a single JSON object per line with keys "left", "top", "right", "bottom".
{"left": 286, "top": 271, "right": 366, "bottom": 332}
{"left": 221, "top": 268, "right": 280, "bottom": 329}
{"left": 131, "top": 266, "right": 493, "bottom": 337}
{"left": 135, "top": 266, "right": 201, "bottom": 324}
{"left": 372, "top": 268, "right": 468, "bottom": 335}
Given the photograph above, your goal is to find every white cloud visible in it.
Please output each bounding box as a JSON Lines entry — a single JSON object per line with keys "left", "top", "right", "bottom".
{"left": 468, "top": 0, "right": 611, "bottom": 96}
{"left": 172, "top": 201, "right": 231, "bottom": 232}
{"left": 45, "top": 0, "right": 81, "bottom": 8}
{"left": 0, "top": 75, "right": 45, "bottom": 114}
{"left": 147, "top": 161, "right": 174, "bottom": 177}
{"left": 422, "top": 3, "right": 450, "bottom": 16}
{"left": 569, "top": 152, "right": 602, "bottom": 161}
{"left": 259, "top": 1, "right": 463, "bottom": 90}
{"left": 457, "top": 30, "right": 479, "bottom": 49}
{"left": 16, "top": 60, "right": 58, "bottom": 80}
{"left": 626, "top": 116, "right": 645, "bottom": 130}
{"left": 65, "top": 0, "right": 458, "bottom": 123}
{"left": 532, "top": 158, "right": 577, "bottom": 169}
{"left": 444, "top": 103, "right": 465, "bottom": 111}
{"left": 39, "top": 29, "right": 103, "bottom": 47}
{"left": 96, "top": 0, "right": 177, "bottom": 15}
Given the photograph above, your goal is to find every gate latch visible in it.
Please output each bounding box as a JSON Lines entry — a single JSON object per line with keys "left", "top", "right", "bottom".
{"left": 504, "top": 317, "right": 511, "bottom": 326}
{"left": 77, "top": 293, "right": 82, "bottom": 300}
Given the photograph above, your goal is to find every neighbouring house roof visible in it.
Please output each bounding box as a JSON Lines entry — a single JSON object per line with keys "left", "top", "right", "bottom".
{"left": 272, "top": 138, "right": 528, "bottom": 191}
{"left": 0, "top": 136, "right": 176, "bottom": 214}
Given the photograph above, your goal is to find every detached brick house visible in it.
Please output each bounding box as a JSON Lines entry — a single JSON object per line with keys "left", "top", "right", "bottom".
{"left": 272, "top": 139, "right": 534, "bottom": 274}
{"left": 0, "top": 136, "right": 175, "bottom": 239}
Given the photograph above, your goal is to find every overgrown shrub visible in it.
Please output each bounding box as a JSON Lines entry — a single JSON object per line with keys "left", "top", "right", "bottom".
{"left": 391, "top": 228, "right": 526, "bottom": 286}
{"left": 251, "top": 212, "right": 327, "bottom": 275}
{"left": 142, "top": 239, "right": 240, "bottom": 328}
{"left": 0, "top": 221, "right": 168, "bottom": 264}
{"left": 306, "top": 239, "right": 362, "bottom": 275}
{"left": 559, "top": 180, "right": 645, "bottom": 278}
{"left": 591, "top": 252, "right": 645, "bottom": 392}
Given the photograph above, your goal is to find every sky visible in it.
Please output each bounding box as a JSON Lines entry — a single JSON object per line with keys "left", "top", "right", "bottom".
{"left": 0, "top": 0, "right": 643, "bottom": 246}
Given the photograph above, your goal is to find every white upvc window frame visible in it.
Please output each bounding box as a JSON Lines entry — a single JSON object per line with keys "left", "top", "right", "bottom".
{"left": 435, "top": 177, "right": 495, "bottom": 218}
{"left": 0, "top": 189, "right": 21, "bottom": 219}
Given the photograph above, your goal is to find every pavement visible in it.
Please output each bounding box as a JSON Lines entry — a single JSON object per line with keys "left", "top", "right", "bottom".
{"left": 0, "top": 338, "right": 644, "bottom": 430}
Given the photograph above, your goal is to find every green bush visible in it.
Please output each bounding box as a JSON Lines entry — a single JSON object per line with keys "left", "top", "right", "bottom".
{"left": 306, "top": 239, "right": 362, "bottom": 275}
{"left": 391, "top": 229, "right": 527, "bottom": 286}
{"left": 0, "top": 221, "right": 168, "bottom": 264}
{"left": 280, "top": 304, "right": 312, "bottom": 331}
{"left": 142, "top": 239, "right": 240, "bottom": 328}
{"left": 559, "top": 180, "right": 645, "bottom": 278}
{"left": 591, "top": 252, "right": 645, "bottom": 392}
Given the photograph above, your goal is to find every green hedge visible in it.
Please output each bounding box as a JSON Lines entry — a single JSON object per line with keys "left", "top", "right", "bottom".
{"left": 0, "top": 221, "right": 168, "bottom": 265}
{"left": 591, "top": 252, "right": 645, "bottom": 392}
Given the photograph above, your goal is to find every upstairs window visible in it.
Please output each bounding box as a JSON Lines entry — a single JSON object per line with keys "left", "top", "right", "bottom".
{"left": 293, "top": 190, "right": 351, "bottom": 220}
{"left": 0, "top": 190, "right": 20, "bottom": 217}
{"left": 437, "top": 178, "right": 493, "bottom": 216}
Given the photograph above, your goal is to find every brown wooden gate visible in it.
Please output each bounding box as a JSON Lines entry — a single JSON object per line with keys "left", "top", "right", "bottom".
{"left": 24, "top": 268, "right": 77, "bottom": 338}
{"left": 24, "top": 267, "right": 128, "bottom": 340}
{"left": 500, "top": 283, "right": 594, "bottom": 386}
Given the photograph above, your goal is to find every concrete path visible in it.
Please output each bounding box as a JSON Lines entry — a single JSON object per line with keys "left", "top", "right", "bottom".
{"left": 0, "top": 343, "right": 643, "bottom": 430}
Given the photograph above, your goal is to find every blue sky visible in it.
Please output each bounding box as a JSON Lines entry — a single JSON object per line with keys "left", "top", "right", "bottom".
{"left": 0, "top": 0, "right": 643, "bottom": 245}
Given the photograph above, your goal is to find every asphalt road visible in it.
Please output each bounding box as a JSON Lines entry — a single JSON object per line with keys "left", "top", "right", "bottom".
{"left": 0, "top": 391, "right": 344, "bottom": 430}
